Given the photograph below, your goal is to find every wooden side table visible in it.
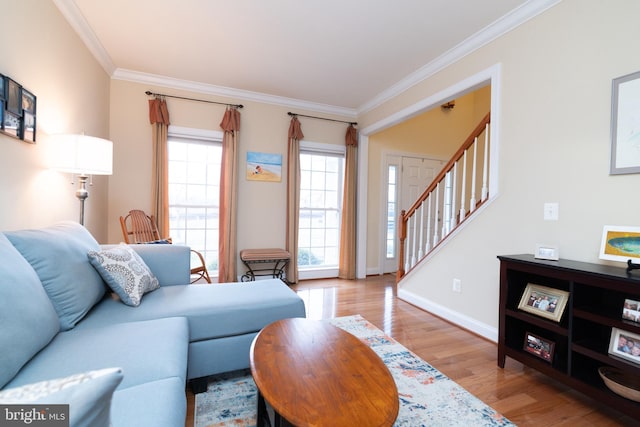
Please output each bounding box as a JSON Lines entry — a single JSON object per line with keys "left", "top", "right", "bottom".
{"left": 240, "top": 248, "right": 291, "bottom": 284}
{"left": 250, "top": 318, "right": 399, "bottom": 427}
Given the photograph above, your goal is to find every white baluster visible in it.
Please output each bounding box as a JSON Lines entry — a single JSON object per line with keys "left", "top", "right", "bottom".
{"left": 450, "top": 162, "right": 458, "bottom": 230}
{"left": 425, "top": 194, "right": 432, "bottom": 253}
{"left": 442, "top": 171, "right": 452, "bottom": 237}
{"left": 481, "top": 123, "right": 489, "bottom": 201}
{"left": 470, "top": 137, "right": 478, "bottom": 212}
{"left": 459, "top": 150, "right": 467, "bottom": 221}
{"left": 411, "top": 214, "right": 417, "bottom": 267}
{"left": 433, "top": 182, "right": 440, "bottom": 245}
{"left": 418, "top": 202, "right": 424, "bottom": 259}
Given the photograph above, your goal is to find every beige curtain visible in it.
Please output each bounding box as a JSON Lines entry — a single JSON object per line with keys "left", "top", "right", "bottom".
{"left": 339, "top": 125, "right": 358, "bottom": 279}
{"left": 149, "top": 98, "right": 170, "bottom": 237}
{"left": 286, "top": 117, "right": 304, "bottom": 284}
{"left": 218, "top": 107, "right": 241, "bottom": 283}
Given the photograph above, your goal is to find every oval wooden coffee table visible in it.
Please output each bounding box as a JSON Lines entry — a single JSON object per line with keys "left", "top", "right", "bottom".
{"left": 250, "top": 318, "right": 399, "bottom": 427}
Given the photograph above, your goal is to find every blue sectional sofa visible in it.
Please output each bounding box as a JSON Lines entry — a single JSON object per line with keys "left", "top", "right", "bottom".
{"left": 0, "top": 222, "right": 306, "bottom": 427}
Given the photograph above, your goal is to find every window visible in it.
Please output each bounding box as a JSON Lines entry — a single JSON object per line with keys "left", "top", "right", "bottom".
{"left": 298, "top": 142, "right": 345, "bottom": 277}
{"left": 386, "top": 165, "right": 398, "bottom": 258}
{"left": 167, "top": 127, "right": 223, "bottom": 275}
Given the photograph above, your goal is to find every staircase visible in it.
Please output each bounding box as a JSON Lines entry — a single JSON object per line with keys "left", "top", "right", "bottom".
{"left": 397, "top": 112, "right": 491, "bottom": 280}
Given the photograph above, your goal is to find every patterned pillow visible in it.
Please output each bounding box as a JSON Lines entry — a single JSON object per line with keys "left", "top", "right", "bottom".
{"left": 88, "top": 245, "right": 160, "bottom": 307}
{"left": 0, "top": 367, "right": 123, "bottom": 427}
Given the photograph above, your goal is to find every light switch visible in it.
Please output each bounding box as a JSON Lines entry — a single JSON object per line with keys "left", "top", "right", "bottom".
{"left": 543, "top": 202, "right": 559, "bottom": 221}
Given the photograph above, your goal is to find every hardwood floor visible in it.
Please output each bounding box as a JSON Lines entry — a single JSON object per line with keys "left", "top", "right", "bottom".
{"left": 186, "top": 275, "right": 636, "bottom": 426}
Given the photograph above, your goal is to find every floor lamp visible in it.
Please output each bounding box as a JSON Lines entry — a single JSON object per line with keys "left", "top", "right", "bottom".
{"left": 49, "top": 134, "right": 113, "bottom": 225}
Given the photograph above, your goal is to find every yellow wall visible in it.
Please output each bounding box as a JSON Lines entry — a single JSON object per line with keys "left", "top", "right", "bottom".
{"left": 359, "top": 0, "right": 640, "bottom": 333}
{"left": 0, "top": 0, "right": 110, "bottom": 240}
{"left": 108, "top": 80, "right": 350, "bottom": 269}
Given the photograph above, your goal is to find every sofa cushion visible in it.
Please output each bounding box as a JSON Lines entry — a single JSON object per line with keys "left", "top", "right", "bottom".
{"left": 0, "top": 233, "right": 60, "bottom": 389}
{"left": 111, "top": 377, "right": 186, "bottom": 427}
{"left": 0, "top": 367, "right": 123, "bottom": 427}
{"left": 4, "top": 221, "right": 106, "bottom": 331}
{"left": 75, "top": 279, "right": 307, "bottom": 341}
{"left": 4, "top": 317, "right": 189, "bottom": 391}
{"left": 88, "top": 245, "right": 159, "bottom": 307}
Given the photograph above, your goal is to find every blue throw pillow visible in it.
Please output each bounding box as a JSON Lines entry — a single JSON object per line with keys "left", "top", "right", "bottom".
{"left": 0, "top": 234, "right": 60, "bottom": 389}
{"left": 4, "top": 222, "right": 106, "bottom": 331}
{"left": 88, "top": 245, "right": 160, "bottom": 307}
{"left": 0, "top": 367, "right": 123, "bottom": 427}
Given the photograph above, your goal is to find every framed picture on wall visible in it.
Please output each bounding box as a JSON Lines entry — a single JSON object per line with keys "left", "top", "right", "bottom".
{"left": 610, "top": 70, "right": 640, "bottom": 174}
{"left": 518, "top": 283, "right": 569, "bottom": 322}
{"left": 5, "top": 78, "right": 21, "bottom": 115}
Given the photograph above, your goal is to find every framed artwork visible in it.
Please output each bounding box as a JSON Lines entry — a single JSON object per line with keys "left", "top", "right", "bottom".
{"left": 22, "top": 112, "right": 35, "bottom": 143}
{"left": 21, "top": 89, "right": 36, "bottom": 114}
{"left": 3, "top": 111, "right": 21, "bottom": 138}
{"left": 246, "top": 151, "right": 282, "bottom": 182}
{"left": 609, "top": 327, "right": 640, "bottom": 365}
{"left": 523, "top": 332, "right": 555, "bottom": 363}
{"left": 610, "top": 70, "right": 640, "bottom": 174}
{"left": 599, "top": 225, "right": 640, "bottom": 263}
{"left": 623, "top": 299, "right": 640, "bottom": 324}
{"left": 5, "top": 78, "right": 21, "bottom": 115}
{"left": 518, "top": 283, "right": 569, "bottom": 322}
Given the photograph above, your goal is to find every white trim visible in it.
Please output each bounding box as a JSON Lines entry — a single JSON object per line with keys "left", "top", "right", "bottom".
{"left": 298, "top": 268, "right": 339, "bottom": 281}
{"left": 112, "top": 68, "right": 358, "bottom": 119}
{"left": 52, "top": 0, "right": 116, "bottom": 74}
{"left": 299, "top": 140, "right": 345, "bottom": 155}
{"left": 358, "top": 0, "right": 560, "bottom": 113}
{"left": 397, "top": 288, "right": 498, "bottom": 342}
{"left": 168, "top": 125, "right": 223, "bottom": 142}
{"left": 356, "top": 135, "right": 369, "bottom": 279}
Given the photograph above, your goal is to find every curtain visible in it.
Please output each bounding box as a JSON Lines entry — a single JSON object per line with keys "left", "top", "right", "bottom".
{"left": 218, "top": 107, "right": 241, "bottom": 283}
{"left": 286, "top": 117, "right": 304, "bottom": 284}
{"left": 149, "top": 98, "right": 170, "bottom": 237}
{"left": 338, "top": 125, "right": 358, "bottom": 279}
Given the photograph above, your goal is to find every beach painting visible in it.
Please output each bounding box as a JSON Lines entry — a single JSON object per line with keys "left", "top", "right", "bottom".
{"left": 246, "top": 151, "right": 282, "bottom": 182}
{"left": 600, "top": 225, "right": 640, "bottom": 262}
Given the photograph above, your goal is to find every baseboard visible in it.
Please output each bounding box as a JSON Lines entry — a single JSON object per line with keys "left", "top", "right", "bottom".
{"left": 397, "top": 288, "right": 498, "bottom": 343}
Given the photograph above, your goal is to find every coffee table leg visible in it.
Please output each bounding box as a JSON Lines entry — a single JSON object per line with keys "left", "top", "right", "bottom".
{"left": 256, "top": 390, "right": 271, "bottom": 427}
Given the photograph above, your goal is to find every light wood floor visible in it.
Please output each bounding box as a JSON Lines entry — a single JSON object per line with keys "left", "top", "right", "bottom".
{"left": 186, "top": 275, "right": 636, "bottom": 426}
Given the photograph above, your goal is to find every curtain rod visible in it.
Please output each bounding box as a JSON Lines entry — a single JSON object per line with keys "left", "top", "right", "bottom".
{"left": 145, "top": 91, "right": 243, "bottom": 109}
{"left": 288, "top": 112, "right": 356, "bottom": 126}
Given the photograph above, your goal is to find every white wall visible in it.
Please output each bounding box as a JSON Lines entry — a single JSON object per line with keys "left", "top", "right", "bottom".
{"left": 0, "top": 0, "right": 111, "bottom": 241}
{"left": 359, "top": 0, "right": 640, "bottom": 337}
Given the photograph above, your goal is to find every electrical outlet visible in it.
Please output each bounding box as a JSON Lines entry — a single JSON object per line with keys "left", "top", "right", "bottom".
{"left": 453, "top": 278, "right": 461, "bottom": 293}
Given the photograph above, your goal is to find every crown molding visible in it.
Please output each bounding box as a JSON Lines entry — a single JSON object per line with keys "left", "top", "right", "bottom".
{"left": 357, "top": 0, "right": 561, "bottom": 114}
{"left": 52, "top": 0, "right": 116, "bottom": 75}
{"left": 112, "top": 69, "right": 358, "bottom": 119}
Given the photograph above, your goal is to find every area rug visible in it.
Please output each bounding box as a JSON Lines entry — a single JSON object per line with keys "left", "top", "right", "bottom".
{"left": 195, "top": 315, "right": 515, "bottom": 427}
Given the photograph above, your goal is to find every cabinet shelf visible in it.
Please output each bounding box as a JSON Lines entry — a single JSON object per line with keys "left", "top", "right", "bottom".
{"left": 498, "top": 254, "right": 640, "bottom": 420}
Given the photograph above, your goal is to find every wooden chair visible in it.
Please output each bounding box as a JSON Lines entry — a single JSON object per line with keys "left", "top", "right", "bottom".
{"left": 120, "top": 209, "right": 211, "bottom": 284}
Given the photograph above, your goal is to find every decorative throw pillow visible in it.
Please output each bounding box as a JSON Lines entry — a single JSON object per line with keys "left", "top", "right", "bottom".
{"left": 88, "top": 245, "right": 160, "bottom": 307}
{"left": 0, "top": 367, "right": 123, "bottom": 427}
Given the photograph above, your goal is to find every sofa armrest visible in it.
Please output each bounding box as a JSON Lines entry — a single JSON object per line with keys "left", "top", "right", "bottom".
{"left": 100, "top": 244, "right": 191, "bottom": 286}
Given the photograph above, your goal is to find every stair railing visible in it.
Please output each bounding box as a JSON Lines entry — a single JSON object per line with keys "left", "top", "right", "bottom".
{"left": 397, "top": 112, "right": 491, "bottom": 280}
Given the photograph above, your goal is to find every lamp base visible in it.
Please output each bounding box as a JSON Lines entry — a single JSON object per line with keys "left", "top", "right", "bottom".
{"left": 76, "top": 174, "right": 89, "bottom": 226}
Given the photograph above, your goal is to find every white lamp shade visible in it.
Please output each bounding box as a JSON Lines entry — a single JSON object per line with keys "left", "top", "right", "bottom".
{"left": 49, "top": 134, "right": 113, "bottom": 175}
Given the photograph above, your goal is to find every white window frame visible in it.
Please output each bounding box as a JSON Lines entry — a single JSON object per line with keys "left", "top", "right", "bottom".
{"left": 167, "top": 126, "right": 223, "bottom": 280}
{"left": 298, "top": 140, "right": 346, "bottom": 281}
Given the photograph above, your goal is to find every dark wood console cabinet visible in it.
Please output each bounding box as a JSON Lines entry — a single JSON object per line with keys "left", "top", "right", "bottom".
{"left": 498, "top": 254, "right": 640, "bottom": 419}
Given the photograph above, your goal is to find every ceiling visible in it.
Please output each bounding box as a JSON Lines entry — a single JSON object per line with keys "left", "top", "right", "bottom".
{"left": 54, "top": 0, "right": 554, "bottom": 115}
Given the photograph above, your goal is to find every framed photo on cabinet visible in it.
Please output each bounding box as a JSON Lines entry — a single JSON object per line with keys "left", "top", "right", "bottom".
{"left": 518, "top": 283, "right": 569, "bottom": 322}
{"left": 609, "top": 327, "right": 640, "bottom": 365}
{"left": 523, "top": 332, "right": 555, "bottom": 363}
